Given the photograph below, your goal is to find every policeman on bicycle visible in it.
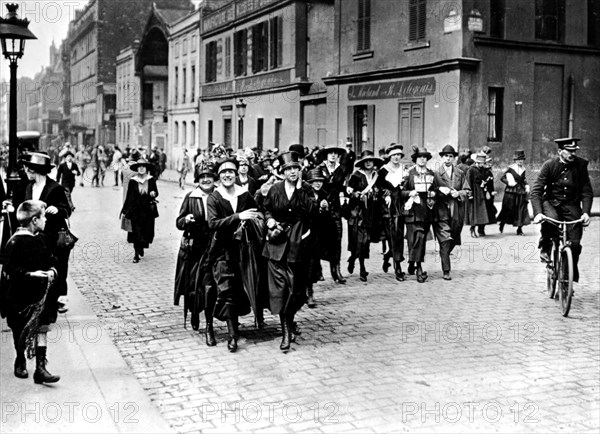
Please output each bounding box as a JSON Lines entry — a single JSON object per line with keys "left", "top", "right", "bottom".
{"left": 531, "top": 137, "right": 593, "bottom": 283}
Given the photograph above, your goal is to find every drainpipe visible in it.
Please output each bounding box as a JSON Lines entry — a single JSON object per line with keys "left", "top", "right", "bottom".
{"left": 568, "top": 75, "right": 574, "bottom": 136}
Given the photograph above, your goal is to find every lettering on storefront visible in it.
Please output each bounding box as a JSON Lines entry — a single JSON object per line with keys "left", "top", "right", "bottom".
{"left": 348, "top": 78, "right": 436, "bottom": 100}
{"left": 202, "top": 81, "right": 233, "bottom": 98}
{"left": 236, "top": 0, "right": 278, "bottom": 19}
{"left": 204, "top": 6, "right": 234, "bottom": 32}
{"left": 236, "top": 70, "right": 291, "bottom": 93}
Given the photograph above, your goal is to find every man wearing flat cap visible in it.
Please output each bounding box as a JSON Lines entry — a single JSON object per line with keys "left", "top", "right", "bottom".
{"left": 531, "top": 137, "right": 593, "bottom": 282}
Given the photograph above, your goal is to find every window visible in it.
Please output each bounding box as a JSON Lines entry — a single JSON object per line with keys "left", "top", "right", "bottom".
{"left": 488, "top": 87, "right": 504, "bottom": 141}
{"left": 535, "top": 0, "right": 565, "bottom": 41}
{"left": 143, "top": 83, "right": 153, "bottom": 110}
{"left": 234, "top": 29, "right": 248, "bottom": 77}
{"left": 351, "top": 105, "right": 376, "bottom": 152}
{"left": 205, "top": 41, "right": 218, "bottom": 82}
{"left": 490, "top": 0, "right": 505, "bottom": 38}
{"left": 191, "top": 121, "right": 196, "bottom": 146}
{"left": 274, "top": 118, "right": 282, "bottom": 149}
{"left": 238, "top": 118, "right": 244, "bottom": 148}
{"left": 208, "top": 120, "right": 213, "bottom": 144}
{"left": 174, "top": 67, "right": 179, "bottom": 104}
{"left": 192, "top": 35, "right": 197, "bottom": 52}
{"left": 252, "top": 22, "right": 269, "bottom": 73}
{"left": 257, "top": 118, "right": 264, "bottom": 150}
{"left": 182, "top": 121, "right": 187, "bottom": 145}
{"left": 191, "top": 65, "right": 196, "bottom": 102}
{"left": 225, "top": 37, "right": 231, "bottom": 77}
{"left": 589, "top": 0, "right": 600, "bottom": 47}
{"left": 409, "top": 0, "right": 426, "bottom": 42}
{"left": 357, "top": 0, "right": 371, "bottom": 51}
{"left": 183, "top": 67, "right": 187, "bottom": 103}
{"left": 174, "top": 121, "right": 179, "bottom": 143}
{"left": 269, "top": 17, "right": 283, "bottom": 69}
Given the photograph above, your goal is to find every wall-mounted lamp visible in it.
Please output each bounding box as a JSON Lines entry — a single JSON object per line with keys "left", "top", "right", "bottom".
{"left": 236, "top": 98, "right": 247, "bottom": 119}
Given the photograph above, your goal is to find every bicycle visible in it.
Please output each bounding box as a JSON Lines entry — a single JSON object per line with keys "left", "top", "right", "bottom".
{"left": 542, "top": 216, "right": 584, "bottom": 317}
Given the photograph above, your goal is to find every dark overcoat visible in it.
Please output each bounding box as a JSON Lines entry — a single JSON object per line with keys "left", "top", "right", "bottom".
{"left": 121, "top": 176, "right": 159, "bottom": 247}
{"left": 434, "top": 165, "right": 469, "bottom": 244}
{"left": 465, "top": 165, "right": 496, "bottom": 225}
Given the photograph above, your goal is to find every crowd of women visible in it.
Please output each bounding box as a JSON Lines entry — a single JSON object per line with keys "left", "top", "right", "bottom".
{"left": 169, "top": 142, "right": 533, "bottom": 353}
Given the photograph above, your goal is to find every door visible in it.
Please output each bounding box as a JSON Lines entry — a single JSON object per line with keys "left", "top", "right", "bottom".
{"left": 398, "top": 100, "right": 424, "bottom": 149}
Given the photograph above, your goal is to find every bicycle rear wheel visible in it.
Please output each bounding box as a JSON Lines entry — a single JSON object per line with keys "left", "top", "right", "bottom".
{"left": 546, "top": 242, "right": 558, "bottom": 298}
{"left": 558, "top": 247, "right": 574, "bottom": 317}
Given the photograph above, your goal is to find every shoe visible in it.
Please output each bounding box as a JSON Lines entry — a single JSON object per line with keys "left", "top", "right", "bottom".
{"left": 33, "top": 347, "right": 60, "bottom": 384}
{"left": 226, "top": 320, "right": 238, "bottom": 352}
{"left": 307, "top": 295, "right": 316, "bottom": 308}
{"left": 347, "top": 257, "right": 355, "bottom": 274}
{"left": 478, "top": 227, "right": 486, "bottom": 236}
{"left": 470, "top": 227, "right": 478, "bottom": 238}
{"left": 335, "top": 265, "right": 347, "bottom": 284}
{"left": 14, "top": 357, "right": 28, "bottom": 379}
{"left": 133, "top": 256, "right": 140, "bottom": 263}
{"left": 499, "top": 222, "right": 505, "bottom": 233}
{"left": 205, "top": 324, "right": 217, "bottom": 347}
{"left": 280, "top": 315, "right": 291, "bottom": 352}
{"left": 359, "top": 270, "right": 368, "bottom": 282}
{"left": 417, "top": 272, "right": 428, "bottom": 283}
{"left": 382, "top": 258, "right": 391, "bottom": 273}
{"left": 516, "top": 227, "right": 524, "bottom": 236}
{"left": 227, "top": 337, "right": 238, "bottom": 352}
{"left": 408, "top": 262, "right": 416, "bottom": 275}
{"left": 57, "top": 303, "right": 68, "bottom": 314}
{"left": 255, "top": 318, "right": 265, "bottom": 329}
{"left": 443, "top": 272, "right": 452, "bottom": 281}
{"left": 540, "top": 251, "right": 551, "bottom": 263}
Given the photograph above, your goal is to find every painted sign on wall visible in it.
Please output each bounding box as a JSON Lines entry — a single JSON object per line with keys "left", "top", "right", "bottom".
{"left": 348, "top": 78, "right": 436, "bottom": 100}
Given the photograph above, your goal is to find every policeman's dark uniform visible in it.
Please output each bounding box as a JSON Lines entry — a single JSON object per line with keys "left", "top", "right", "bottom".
{"left": 530, "top": 137, "right": 593, "bottom": 282}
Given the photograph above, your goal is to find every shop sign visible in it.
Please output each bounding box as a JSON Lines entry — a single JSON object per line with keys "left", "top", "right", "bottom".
{"left": 348, "top": 78, "right": 436, "bottom": 100}
{"left": 236, "top": 69, "right": 291, "bottom": 93}
{"left": 202, "top": 81, "right": 233, "bottom": 98}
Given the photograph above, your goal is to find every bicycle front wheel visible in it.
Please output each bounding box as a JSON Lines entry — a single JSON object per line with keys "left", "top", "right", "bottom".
{"left": 546, "top": 243, "right": 557, "bottom": 298}
{"left": 558, "top": 247, "right": 574, "bottom": 317}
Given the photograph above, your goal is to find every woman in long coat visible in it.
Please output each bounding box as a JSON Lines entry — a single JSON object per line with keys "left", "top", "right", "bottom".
{"left": 466, "top": 152, "right": 496, "bottom": 237}
{"left": 498, "top": 150, "right": 531, "bottom": 235}
{"left": 262, "top": 151, "right": 318, "bottom": 352}
{"left": 376, "top": 144, "right": 408, "bottom": 281}
{"left": 121, "top": 158, "right": 158, "bottom": 262}
{"left": 21, "top": 152, "right": 72, "bottom": 315}
{"left": 346, "top": 150, "right": 383, "bottom": 282}
{"left": 207, "top": 158, "right": 262, "bottom": 353}
{"left": 174, "top": 163, "right": 218, "bottom": 346}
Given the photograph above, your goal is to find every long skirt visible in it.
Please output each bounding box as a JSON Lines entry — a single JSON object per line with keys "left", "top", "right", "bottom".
{"left": 406, "top": 222, "right": 433, "bottom": 263}
{"left": 267, "top": 259, "right": 307, "bottom": 315}
{"left": 347, "top": 220, "right": 371, "bottom": 259}
{"left": 212, "top": 259, "right": 251, "bottom": 321}
{"left": 498, "top": 192, "right": 531, "bottom": 227}
{"left": 388, "top": 215, "right": 405, "bottom": 262}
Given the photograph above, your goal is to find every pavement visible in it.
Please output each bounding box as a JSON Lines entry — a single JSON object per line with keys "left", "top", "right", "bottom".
{"left": 0, "top": 169, "right": 599, "bottom": 433}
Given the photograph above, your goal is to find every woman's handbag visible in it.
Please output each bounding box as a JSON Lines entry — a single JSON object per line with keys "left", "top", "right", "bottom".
{"left": 180, "top": 231, "right": 194, "bottom": 253}
{"left": 57, "top": 220, "right": 78, "bottom": 250}
{"left": 149, "top": 199, "right": 159, "bottom": 218}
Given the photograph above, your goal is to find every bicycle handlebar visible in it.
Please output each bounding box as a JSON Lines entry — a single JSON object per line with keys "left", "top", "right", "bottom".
{"left": 541, "top": 216, "right": 584, "bottom": 225}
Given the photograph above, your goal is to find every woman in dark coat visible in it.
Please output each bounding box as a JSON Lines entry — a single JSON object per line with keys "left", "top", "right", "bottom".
{"left": 120, "top": 158, "right": 159, "bottom": 262}
{"left": 466, "top": 152, "right": 496, "bottom": 237}
{"left": 262, "top": 151, "right": 318, "bottom": 352}
{"left": 207, "top": 158, "right": 262, "bottom": 352}
{"left": 498, "top": 150, "right": 531, "bottom": 235}
{"left": 317, "top": 146, "right": 348, "bottom": 284}
{"left": 376, "top": 144, "right": 408, "bottom": 281}
{"left": 21, "top": 152, "right": 72, "bottom": 315}
{"left": 174, "top": 163, "right": 218, "bottom": 346}
{"left": 346, "top": 150, "right": 383, "bottom": 282}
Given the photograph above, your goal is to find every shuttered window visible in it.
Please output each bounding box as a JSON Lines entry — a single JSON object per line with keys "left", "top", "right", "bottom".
{"left": 252, "top": 22, "right": 269, "bottom": 73}
{"left": 357, "top": 0, "right": 371, "bottom": 51}
{"left": 408, "top": 0, "right": 426, "bottom": 42}
{"left": 398, "top": 101, "right": 424, "bottom": 148}
{"left": 234, "top": 29, "right": 247, "bottom": 77}
{"left": 488, "top": 87, "right": 504, "bottom": 141}
{"left": 535, "top": 0, "right": 565, "bottom": 41}
{"left": 205, "top": 41, "right": 217, "bottom": 83}
{"left": 269, "top": 16, "right": 283, "bottom": 69}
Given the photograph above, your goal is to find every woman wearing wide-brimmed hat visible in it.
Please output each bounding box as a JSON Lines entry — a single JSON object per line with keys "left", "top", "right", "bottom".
{"left": 174, "top": 162, "right": 219, "bottom": 346}
{"left": 346, "top": 150, "right": 383, "bottom": 282}
{"left": 497, "top": 150, "right": 531, "bottom": 235}
{"left": 465, "top": 151, "right": 496, "bottom": 237}
{"left": 376, "top": 143, "right": 408, "bottom": 281}
{"left": 20, "top": 152, "right": 73, "bottom": 315}
{"left": 317, "top": 145, "right": 348, "bottom": 284}
{"left": 120, "top": 158, "right": 159, "bottom": 262}
{"left": 401, "top": 146, "right": 451, "bottom": 283}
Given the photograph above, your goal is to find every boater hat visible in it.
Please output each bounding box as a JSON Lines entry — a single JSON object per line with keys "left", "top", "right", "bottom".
{"left": 554, "top": 137, "right": 580, "bottom": 151}
{"left": 317, "top": 145, "right": 346, "bottom": 162}
{"left": 130, "top": 158, "right": 153, "bottom": 171}
{"left": 355, "top": 150, "right": 384, "bottom": 168}
{"left": 19, "top": 152, "right": 55, "bottom": 174}
{"left": 277, "top": 151, "right": 302, "bottom": 170}
{"left": 439, "top": 145, "right": 458, "bottom": 157}
{"left": 386, "top": 143, "right": 404, "bottom": 157}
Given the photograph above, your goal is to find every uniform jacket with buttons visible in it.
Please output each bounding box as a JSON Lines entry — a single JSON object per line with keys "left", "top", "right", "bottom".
{"left": 531, "top": 156, "right": 593, "bottom": 216}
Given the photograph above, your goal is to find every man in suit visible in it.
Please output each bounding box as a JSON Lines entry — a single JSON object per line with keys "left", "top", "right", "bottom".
{"left": 531, "top": 137, "right": 593, "bottom": 283}
{"left": 56, "top": 151, "right": 81, "bottom": 193}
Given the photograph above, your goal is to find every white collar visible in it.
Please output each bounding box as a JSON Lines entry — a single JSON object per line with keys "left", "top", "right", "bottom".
{"left": 216, "top": 184, "right": 245, "bottom": 199}
{"left": 190, "top": 188, "right": 212, "bottom": 198}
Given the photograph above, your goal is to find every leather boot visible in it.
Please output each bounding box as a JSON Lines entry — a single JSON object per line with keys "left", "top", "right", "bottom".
{"left": 335, "top": 264, "right": 346, "bottom": 284}
{"left": 307, "top": 286, "right": 316, "bottom": 308}
{"left": 205, "top": 318, "right": 216, "bottom": 347}
{"left": 14, "top": 352, "right": 28, "bottom": 379}
{"left": 226, "top": 319, "right": 238, "bottom": 352}
{"left": 416, "top": 263, "right": 428, "bottom": 283}
{"left": 359, "top": 259, "right": 368, "bottom": 282}
{"left": 279, "top": 313, "right": 291, "bottom": 352}
{"left": 330, "top": 263, "right": 340, "bottom": 282}
{"left": 382, "top": 253, "right": 392, "bottom": 273}
{"left": 347, "top": 256, "right": 356, "bottom": 274}
{"left": 33, "top": 347, "right": 60, "bottom": 384}
{"left": 394, "top": 261, "right": 405, "bottom": 282}
{"left": 407, "top": 261, "right": 416, "bottom": 275}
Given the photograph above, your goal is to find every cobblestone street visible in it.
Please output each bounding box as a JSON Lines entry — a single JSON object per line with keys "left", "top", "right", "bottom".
{"left": 64, "top": 179, "right": 599, "bottom": 433}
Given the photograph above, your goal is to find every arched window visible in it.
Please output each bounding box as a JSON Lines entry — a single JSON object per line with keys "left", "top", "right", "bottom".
{"left": 174, "top": 121, "right": 179, "bottom": 144}
{"left": 191, "top": 121, "right": 196, "bottom": 146}
{"left": 182, "top": 121, "right": 187, "bottom": 145}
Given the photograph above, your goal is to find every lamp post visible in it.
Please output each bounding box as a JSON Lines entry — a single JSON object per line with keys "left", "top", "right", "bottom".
{"left": 236, "top": 98, "right": 246, "bottom": 149}
{"left": 0, "top": 3, "right": 37, "bottom": 196}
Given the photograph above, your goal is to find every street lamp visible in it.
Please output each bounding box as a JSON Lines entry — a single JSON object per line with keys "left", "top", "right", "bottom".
{"left": 0, "top": 3, "right": 37, "bottom": 195}
{"left": 236, "top": 98, "right": 247, "bottom": 149}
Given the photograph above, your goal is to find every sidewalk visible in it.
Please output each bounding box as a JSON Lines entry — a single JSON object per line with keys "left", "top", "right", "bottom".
{"left": 157, "top": 167, "right": 600, "bottom": 216}
{"left": 0, "top": 275, "right": 174, "bottom": 433}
